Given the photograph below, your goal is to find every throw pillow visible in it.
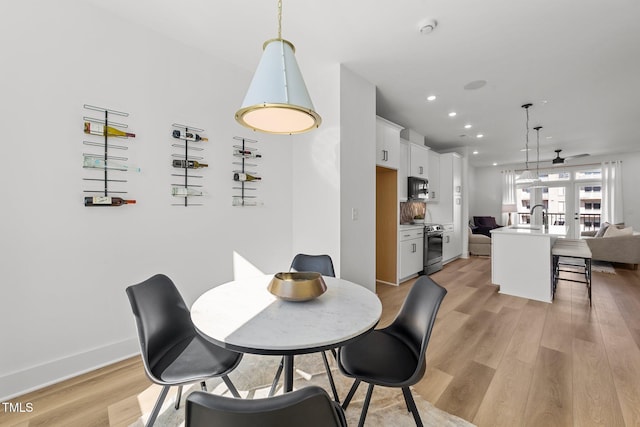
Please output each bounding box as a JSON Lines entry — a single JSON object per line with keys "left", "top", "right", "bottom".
{"left": 595, "top": 222, "right": 610, "bottom": 238}
{"left": 603, "top": 225, "right": 633, "bottom": 238}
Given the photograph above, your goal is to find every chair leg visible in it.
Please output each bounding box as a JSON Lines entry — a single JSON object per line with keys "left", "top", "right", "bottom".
{"left": 321, "top": 351, "right": 340, "bottom": 402}
{"left": 342, "top": 379, "right": 361, "bottom": 410}
{"left": 269, "top": 357, "right": 285, "bottom": 397}
{"left": 357, "top": 384, "right": 375, "bottom": 427}
{"left": 174, "top": 385, "right": 183, "bottom": 410}
{"left": 402, "top": 387, "right": 423, "bottom": 427}
{"left": 146, "top": 385, "right": 169, "bottom": 427}
{"left": 200, "top": 381, "right": 207, "bottom": 391}
{"left": 222, "top": 375, "right": 241, "bottom": 398}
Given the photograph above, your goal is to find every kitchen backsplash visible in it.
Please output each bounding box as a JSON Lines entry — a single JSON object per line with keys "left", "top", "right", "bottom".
{"left": 400, "top": 201, "right": 426, "bottom": 224}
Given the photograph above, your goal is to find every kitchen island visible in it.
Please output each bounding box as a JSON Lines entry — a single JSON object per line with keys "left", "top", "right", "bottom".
{"left": 491, "top": 225, "right": 566, "bottom": 303}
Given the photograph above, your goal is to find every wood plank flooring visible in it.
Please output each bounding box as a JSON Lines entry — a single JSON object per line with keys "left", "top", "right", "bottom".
{"left": 2, "top": 256, "right": 639, "bottom": 427}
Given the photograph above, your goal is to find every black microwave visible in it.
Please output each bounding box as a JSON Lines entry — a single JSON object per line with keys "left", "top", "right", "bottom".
{"left": 408, "top": 176, "right": 429, "bottom": 200}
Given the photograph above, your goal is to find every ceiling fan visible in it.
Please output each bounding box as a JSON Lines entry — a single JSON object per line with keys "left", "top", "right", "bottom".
{"left": 551, "top": 149, "right": 590, "bottom": 164}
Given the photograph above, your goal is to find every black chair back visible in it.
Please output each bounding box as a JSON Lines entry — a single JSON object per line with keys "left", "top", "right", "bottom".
{"left": 387, "top": 275, "right": 447, "bottom": 384}
{"left": 185, "top": 386, "right": 347, "bottom": 427}
{"left": 125, "top": 274, "right": 195, "bottom": 379}
{"left": 290, "top": 254, "right": 335, "bottom": 277}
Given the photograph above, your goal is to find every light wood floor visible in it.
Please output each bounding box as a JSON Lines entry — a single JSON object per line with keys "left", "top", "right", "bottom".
{"left": 2, "top": 256, "right": 639, "bottom": 427}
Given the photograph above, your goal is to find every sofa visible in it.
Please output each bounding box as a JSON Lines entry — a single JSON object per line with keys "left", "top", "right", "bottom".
{"left": 468, "top": 227, "right": 491, "bottom": 256}
{"left": 582, "top": 222, "right": 640, "bottom": 268}
{"left": 472, "top": 216, "right": 503, "bottom": 237}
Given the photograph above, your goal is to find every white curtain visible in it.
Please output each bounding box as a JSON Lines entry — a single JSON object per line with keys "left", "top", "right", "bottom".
{"left": 502, "top": 170, "right": 517, "bottom": 224}
{"left": 601, "top": 161, "right": 624, "bottom": 224}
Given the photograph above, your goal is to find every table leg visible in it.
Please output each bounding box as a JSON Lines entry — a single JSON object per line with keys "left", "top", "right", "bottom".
{"left": 284, "top": 355, "right": 294, "bottom": 392}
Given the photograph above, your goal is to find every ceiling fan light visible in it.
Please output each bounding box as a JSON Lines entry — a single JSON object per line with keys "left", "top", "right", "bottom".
{"left": 235, "top": 38, "right": 321, "bottom": 134}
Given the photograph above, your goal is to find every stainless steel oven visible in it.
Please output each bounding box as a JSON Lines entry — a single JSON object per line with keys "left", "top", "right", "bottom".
{"left": 424, "top": 224, "right": 443, "bottom": 275}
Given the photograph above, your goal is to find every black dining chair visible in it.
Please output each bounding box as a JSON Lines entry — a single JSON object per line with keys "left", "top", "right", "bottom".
{"left": 186, "top": 385, "right": 347, "bottom": 427}
{"left": 269, "top": 254, "right": 339, "bottom": 401}
{"left": 126, "top": 274, "right": 243, "bottom": 427}
{"left": 337, "top": 275, "right": 447, "bottom": 427}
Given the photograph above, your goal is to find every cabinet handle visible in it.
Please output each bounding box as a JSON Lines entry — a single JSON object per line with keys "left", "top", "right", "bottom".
{"left": 412, "top": 243, "right": 416, "bottom": 252}
{"left": 445, "top": 236, "right": 450, "bottom": 243}
{"left": 384, "top": 150, "right": 389, "bottom": 161}
{"left": 404, "top": 234, "right": 411, "bottom": 238}
{"left": 419, "top": 166, "right": 423, "bottom": 175}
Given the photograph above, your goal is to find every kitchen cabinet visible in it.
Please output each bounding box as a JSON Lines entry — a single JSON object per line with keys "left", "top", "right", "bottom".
{"left": 429, "top": 153, "right": 463, "bottom": 261}
{"left": 398, "top": 140, "right": 409, "bottom": 201}
{"left": 409, "top": 143, "right": 430, "bottom": 178}
{"left": 428, "top": 151, "right": 440, "bottom": 202}
{"left": 398, "top": 227, "right": 424, "bottom": 282}
{"left": 442, "top": 223, "right": 455, "bottom": 263}
{"left": 376, "top": 116, "right": 402, "bottom": 169}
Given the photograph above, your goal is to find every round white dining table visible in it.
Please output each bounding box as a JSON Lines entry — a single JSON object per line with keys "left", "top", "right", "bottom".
{"left": 191, "top": 274, "right": 382, "bottom": 393}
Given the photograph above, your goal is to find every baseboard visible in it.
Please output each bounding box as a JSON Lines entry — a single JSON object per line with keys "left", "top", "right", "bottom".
{"left": 0, "top": 338, "right": 139, "bottom": 401}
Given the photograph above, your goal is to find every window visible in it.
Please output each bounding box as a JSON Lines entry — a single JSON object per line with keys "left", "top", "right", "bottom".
{"left": 585, "top": 202, "right": 592, "bottom": 210}
{"left": 594, "top": 186, "right": 601, "bottom": 192}
{"left": 585, "top": 186, "right": 593, "bottom": 192}
{"left": 594, "top": 202, "right": 601, "bottom": 209}
{"left": 576, "top": 169, "right": 602, "bottom": 180}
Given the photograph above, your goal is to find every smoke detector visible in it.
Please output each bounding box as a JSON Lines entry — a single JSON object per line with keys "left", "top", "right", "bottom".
{"left": 419, "top": 19, "right": 438, "bottom": 34}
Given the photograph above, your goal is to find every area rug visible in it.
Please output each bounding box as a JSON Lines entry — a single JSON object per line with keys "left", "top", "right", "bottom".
{"left": 591, "top": 261, "right": 616, "bottom": 274}
{"left": 116, "top": 353, "right": 475, "bottom": 427}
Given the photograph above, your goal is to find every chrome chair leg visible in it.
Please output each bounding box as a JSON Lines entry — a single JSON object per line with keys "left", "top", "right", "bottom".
{"left": 174, "top": 385, "right": 183, "bottom": 410}
{"left": 146, "top": 385, "right": 169, "bottom": 427}
{"left": 269, "top": 358, "right": 285, "bottom": 397}
{"left": 222, "top": 375, "right": 241, "bottom": 398}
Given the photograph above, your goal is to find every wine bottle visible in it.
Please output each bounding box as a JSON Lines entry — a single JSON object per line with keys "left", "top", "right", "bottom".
{"left": 172, "top": 130, "right": 208, "bottom": 142}
{"left": 84, "top": 196, "right": 136, "bottom": 206}
{"left": 172, "top": 159, "right": 208, "bottom": 169}
{"left": 234, "top": 149, "right": 262, "bottom": 158}
{"left": 83, "top": 156, "right": 141, "bottom": 172}
{"left": 84, "top": 122, "right": 135, "bottom": 138}
{"left": 171, "top": 186, "right": 204, "bottom": 196}
{"left": 234, "top": 172, "right": 261, "bottom": 182}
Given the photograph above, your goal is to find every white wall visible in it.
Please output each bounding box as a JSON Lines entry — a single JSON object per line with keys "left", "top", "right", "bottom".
{"left": 468, "top": 152, "right": 640, "bottom": 230}
{"left": 0, "top": 0, "right": 295, "bottom": 399}
{"left": 339, "top": 66, "right": 376, "bottom": 291}
{"left": 291, "top": 64, "right": 342, "bottom": 274}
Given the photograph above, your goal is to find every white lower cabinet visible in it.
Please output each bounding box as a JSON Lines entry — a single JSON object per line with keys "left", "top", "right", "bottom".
{"left": 398, "top": 227, "right": 424, "bottom": 282}
{"left": 442, "top": 224, "right": 455, "bottom": 263}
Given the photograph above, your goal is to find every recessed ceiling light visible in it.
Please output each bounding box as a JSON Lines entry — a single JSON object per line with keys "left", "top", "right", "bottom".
{"left": 427, "top": 95, "right": 436, "bottom": 101}
{"left": 464, "top": 124, "right": 472, "bottom": 129}
{"left": 473, "top": 150, "right": 479, "bottom": 155}
{"left": 520, "top": 147, "right": 531, "bottom": 152}
{"left": 492, "top": 162, "right": 498, "bottom": 166}
{"left": 476, "top": 134, "right": 484, "bottom": 138}
{"left": 448, "top": 112, "right": 457, "bottom": 117}
{"left": 464, "top": 80, "right": 487, "bottom": 90}
{"left": 546, "top": 136, "right": 553, "bottom": 139}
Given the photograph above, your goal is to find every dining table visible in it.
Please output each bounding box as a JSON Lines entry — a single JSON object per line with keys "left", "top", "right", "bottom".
{"left": 191, "top": 273, "right": 382, "bottom": 393}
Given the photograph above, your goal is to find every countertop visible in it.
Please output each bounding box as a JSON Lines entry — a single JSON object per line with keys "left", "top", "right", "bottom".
{"left": 491, "top": 225, "right": 567, "bottom": 237}
{"left": 399, "top": 223, "right": 425, "bottom": 229}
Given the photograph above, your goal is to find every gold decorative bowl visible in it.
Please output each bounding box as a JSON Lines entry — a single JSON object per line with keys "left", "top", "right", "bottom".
{"left": 267, "top": 272, "right": 327, "bottom": 301}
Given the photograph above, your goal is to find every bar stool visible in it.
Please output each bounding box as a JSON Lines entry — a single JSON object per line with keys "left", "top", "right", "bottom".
{"left": 551, "top": 239, "right": 592, "bottom": 306}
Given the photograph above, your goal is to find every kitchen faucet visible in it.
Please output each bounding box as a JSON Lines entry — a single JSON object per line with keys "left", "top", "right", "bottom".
{"left": 530, "top": 204, "right": 548, "bottom": 230}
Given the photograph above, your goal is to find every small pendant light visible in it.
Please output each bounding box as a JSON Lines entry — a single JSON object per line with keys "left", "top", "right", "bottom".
{"left": 235, "top": 0, "right": 321, "bottom": 134}
{"left": 529, "top": 126, "right": 547, "bottom": 189}
{"left": 517, "top": 103, "right": 538, "bottom": 183}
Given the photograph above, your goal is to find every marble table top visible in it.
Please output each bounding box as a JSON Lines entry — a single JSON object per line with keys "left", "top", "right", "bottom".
{"left": 191, "top": 274, "right": 382, "bottom": 355}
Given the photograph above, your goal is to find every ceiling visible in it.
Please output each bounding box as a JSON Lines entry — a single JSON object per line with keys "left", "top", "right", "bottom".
{"left": 87, "top": 0, "right": 640, "bottom": 167}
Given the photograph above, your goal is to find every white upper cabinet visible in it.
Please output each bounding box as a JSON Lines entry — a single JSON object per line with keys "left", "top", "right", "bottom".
{"left": 409, "top": 143, "right": 430, "bottom": 178}
{"left": 376, "top": 116, "right": 403, "bottom": 169}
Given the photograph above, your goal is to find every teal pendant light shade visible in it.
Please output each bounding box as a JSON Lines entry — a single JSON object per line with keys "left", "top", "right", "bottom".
{"left": 235, "top": 1, "right": 321, "bottom": 134}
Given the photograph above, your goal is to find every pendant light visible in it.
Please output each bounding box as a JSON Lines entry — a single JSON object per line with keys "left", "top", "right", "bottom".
{"left": 529, "top": 126, "right": 547, "bottom": 189}
{"left": 235, "top": 0, "right": 321, "bottom": 134}
{"left": 517, "top": 103, "right": 537, "bottom": 183}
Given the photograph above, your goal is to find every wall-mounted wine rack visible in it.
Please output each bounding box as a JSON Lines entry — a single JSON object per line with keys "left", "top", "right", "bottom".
{"left": 232, "top": 136, "right": 261, "bottom": 206}
{"left": 171, "top": 123, "right": 208, "bottom": 207}
{"left": 82, "top": 104, "right": 137, "bottom": 207}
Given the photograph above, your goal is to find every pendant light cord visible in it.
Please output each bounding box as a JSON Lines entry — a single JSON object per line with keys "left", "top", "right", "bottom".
{"left": 277, "top": 0, "right": 283, "bottom": 39}
{"left": 522, "top": 103, "right": 532, "bottom": 170}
